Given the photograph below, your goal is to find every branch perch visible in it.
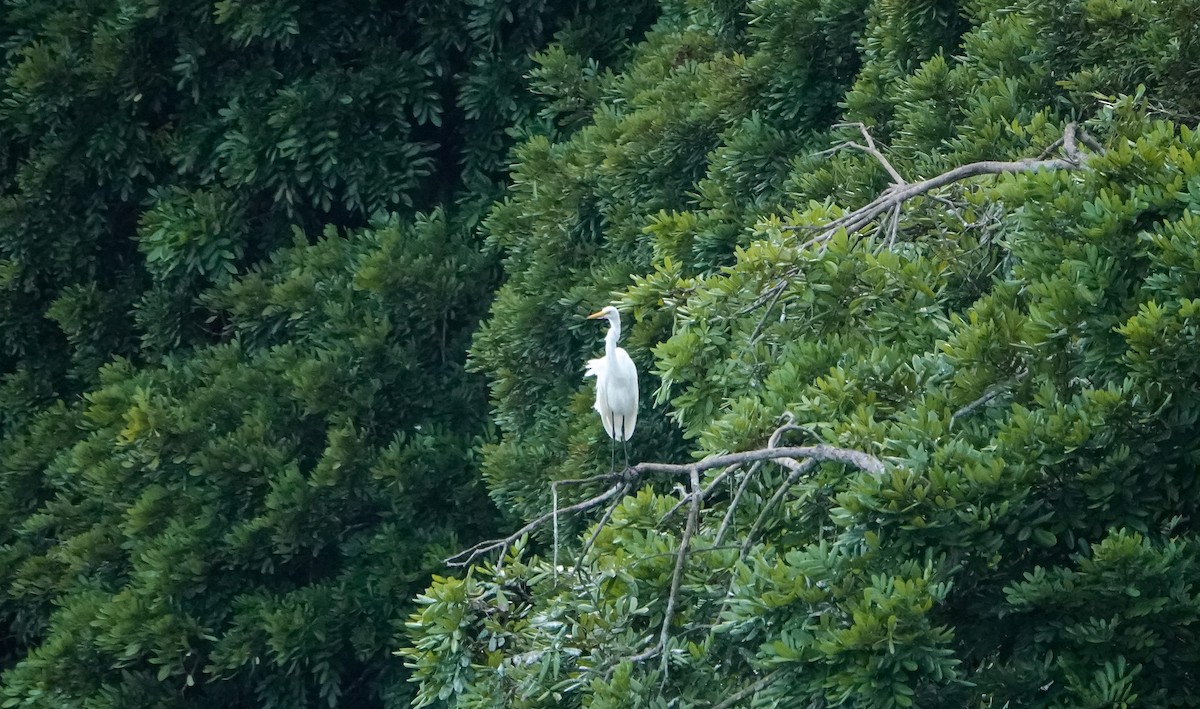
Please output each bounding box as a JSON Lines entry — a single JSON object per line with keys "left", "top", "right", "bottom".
{"left": 445, "top": 437, "right": 884, "bottom": 568}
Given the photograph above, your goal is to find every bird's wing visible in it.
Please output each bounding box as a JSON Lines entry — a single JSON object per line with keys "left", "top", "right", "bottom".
{"left": 586, "top": 356, "right": 615, "bottom": 436}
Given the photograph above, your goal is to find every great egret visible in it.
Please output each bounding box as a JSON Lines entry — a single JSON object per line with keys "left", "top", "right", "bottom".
{"left": 585, "top": 306, "right": 639, "bottom": 470}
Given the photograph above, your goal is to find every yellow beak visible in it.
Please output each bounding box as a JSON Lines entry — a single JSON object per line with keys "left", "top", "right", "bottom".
{"left": 586, "top": 310, "right": 605, "bottom": 319}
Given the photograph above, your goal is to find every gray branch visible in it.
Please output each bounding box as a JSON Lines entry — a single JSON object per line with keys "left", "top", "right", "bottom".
{"left": 786, "top": 122, "right": 1099, "bottom": 250}
{"left": 710, "top": 669, "right": 784, "bottom": 709}
{"left": 445, "top": 436, "right": 884, "bottom": 568}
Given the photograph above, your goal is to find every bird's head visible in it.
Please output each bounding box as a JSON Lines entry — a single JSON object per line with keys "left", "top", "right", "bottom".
{"left": 587, "top": 305, "right": 620, "bottom": 324}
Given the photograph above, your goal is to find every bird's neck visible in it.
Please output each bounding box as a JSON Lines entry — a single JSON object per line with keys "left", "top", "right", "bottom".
{"left": 605, "top": 319, "right": 620, "bottom": 358}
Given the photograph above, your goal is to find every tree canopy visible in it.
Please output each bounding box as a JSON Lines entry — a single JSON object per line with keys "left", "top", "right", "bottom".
{"left": 404, "top": 0, "right": 1200, "bottom": 706}
{"left": 0, "top": 0, "right": 656, "bottom": 705}
{"left": 3, "top": 0, "right": 1200, "bottom": 707}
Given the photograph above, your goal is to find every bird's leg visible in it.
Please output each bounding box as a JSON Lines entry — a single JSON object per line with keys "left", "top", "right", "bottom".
{"left": 608, "top": 418, "right": 616, "bottom": 475}
{"left": 621, "top": 416, "right": 630, "bottom": 470}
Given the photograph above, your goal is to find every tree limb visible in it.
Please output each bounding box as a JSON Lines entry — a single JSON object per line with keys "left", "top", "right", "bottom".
{"left": 784, "top": 122, "right": 1098, "bottom": 251}
{"left": 445, "top": 484, "right": 624, "bottom": 567}
{"left": 632, "top": 444, "right": 884, "bottom": 479}
{"left": 445, "top": 439, "right": 883, "bottom": 567}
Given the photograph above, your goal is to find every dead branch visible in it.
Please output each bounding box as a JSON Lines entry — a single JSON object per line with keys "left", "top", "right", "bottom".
{"left": 446, "top": 484, "right": 625, "bottom": 567}
{"left": 950, "top": 385, "right": 1007, "bottom": 423}
{"left": 445, "top": 422, "right": 883, "bottom": 568}
{"left": 713, "top": 460, "right": 762, "bottom": 547}
{"left": 631, "top": 466, "right": 702, "bottom": 669}
{"left": 783, "top": 123, "right": 1099, "bottom": 251}
{"left": 710, "top": 669, "right": 784, "bottom": 709}
{"left": 831, "top": 122, "right": 906, "bottom": 186}
{"left": 665, "top": 421, "right": 820, "bottom": 523}
{"left": 634, "top": 444, "right": 884, "bottom": 479}
{"left": 573, "top": 483, "right": 629, "bottom": 578}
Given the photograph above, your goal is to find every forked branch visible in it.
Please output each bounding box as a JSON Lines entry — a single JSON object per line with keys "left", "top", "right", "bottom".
{"left": 445, "top": 431, "right": 884, "bottom": 569}
{"left": 786, "top": 122, "right": 1102, "bottom": 250}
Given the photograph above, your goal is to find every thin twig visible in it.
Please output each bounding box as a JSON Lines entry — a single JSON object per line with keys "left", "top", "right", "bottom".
{"left": 710, "top": 669, "right": 785, "bottom": 709}
{"left": 552, "top": 483, "right": 560, "bottom": 583}
{"left": 699, "top": 462, "right": 750, "bottom": 504}
{"left": 928, "top": 193, "right": 969, "bottom": 228}
{"left": 714, "top": 460, "right": 762, "bottom": 547}
{"left": 739, "top": 458, "right": 819, "bottom": 559}
{"left": 446, "top": 485, "right": 623, "bottom": 567}
{"left": 737, "top": 278, "right": 787, "bottom": 316}
{"left": 630, "top": 466, "right": 703, "bottom": 670}
{"left": 666, "top": 463, "right": 739, "bottom": 520}
{"left": 747, "top": 280, "right": 788, "bottom": 343}
{"left": 1035, "top": 136, "right": 1065, "bottom": 160}
{"left": 950, "top": 367, "right": 1029, "bottom": 425}
{"left": 950, "top": 386, "right": 1007, "bottom": 423}
{"left": 785, "top": 123, "right": 1096, "bottom": 253}
{"left": 573, "top": 483, "right": 629, "bottom": 578}
{"left": 832, "top": 122, "right": 907, "bottom": 185}
{"left": 629, "top": 544, "right": 742, "bottom": 564}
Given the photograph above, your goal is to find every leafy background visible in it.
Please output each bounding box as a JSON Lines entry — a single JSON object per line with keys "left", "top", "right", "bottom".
{"left": 2, "top": 0, "right": 1200, "bottom": 707}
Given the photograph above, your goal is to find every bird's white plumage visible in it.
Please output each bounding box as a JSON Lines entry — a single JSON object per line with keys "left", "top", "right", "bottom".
{"left": 585, "top": 306, "right": 638, "bottom": 442}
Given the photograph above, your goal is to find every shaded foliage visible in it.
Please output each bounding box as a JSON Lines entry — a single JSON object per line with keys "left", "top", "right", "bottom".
{"left": 0, "top": 0, "right": 657, "bottom": 404}
{"left": 0, "top": 0, "right": 659, "bottom": 706}
{"left": 0, "top": 215, "right": 499, "bottom": 708}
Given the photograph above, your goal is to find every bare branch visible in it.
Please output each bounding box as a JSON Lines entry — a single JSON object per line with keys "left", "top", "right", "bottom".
{"left": 631, "top": 466, "right": 703, "bottom": 669}
{"left": 710, "top": 669, "right": 784, "bottom": 709}
{"left": 712, "top": 416, "right": 814, "bottom": 545}
{"left": 552, "top": 483, "right": 560, "bottom": 581}
{"left": 950, "top": 367, "right": 1029, "bottom": 426}
{"left": 572, "top": 483, "right": 629, "bottom": 578}
{"left": 747, "top": 279, "right": 788, "bottom": 343}
{"left": 740, "top": 458, "right": 819, "bottom": 559}
{"left": 445, "top": 484, "right": 624, "bottom": 567}
{"left": 446, "top": 412, "right": 883, "bottom": 569}
{"left": 950, "top": 385, "right": 1007, "bottom": 423}
{"left": 737, "top": 278, "right": 788, "bottom": 316}
{"left": 632, "top": 444, "right": 885, "bottom": 479}
{"left": 1035, "top": 136, "right": 1065, "bottom": 160}
{"left": 698, "top": 462, "right": 750, "bottom": 505}
{"left": 714, "top": 459, "right": 763, "bottom": 547}
{"left": 783, "top": 123, "right": 1097, "bottom": 252}
{"left": 1078, "top": 128, "right": 1105, "bottom": 155}
{"left": 831, "top": 122, "right": 907, "bottom": 185}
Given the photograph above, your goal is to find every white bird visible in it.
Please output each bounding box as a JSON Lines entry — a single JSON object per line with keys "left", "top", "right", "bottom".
{"left": 585, "top": 306, "right": 639, "bottom": 470}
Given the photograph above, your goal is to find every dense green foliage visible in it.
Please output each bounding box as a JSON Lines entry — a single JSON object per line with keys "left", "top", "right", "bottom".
{"left": 4, "top": 0, "right": 1200, "bottom": 706}
{"left": 1, "top": 215, "right": 496, "bottom": 707}
{"left": 0, "top": 0, "right": 657, "bottom": 706}
{"left": 404, "top": 0, "right": 1200, "bottom": 706}
{"left": 0, "top": 0, "right": 654, "bottom": 403}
